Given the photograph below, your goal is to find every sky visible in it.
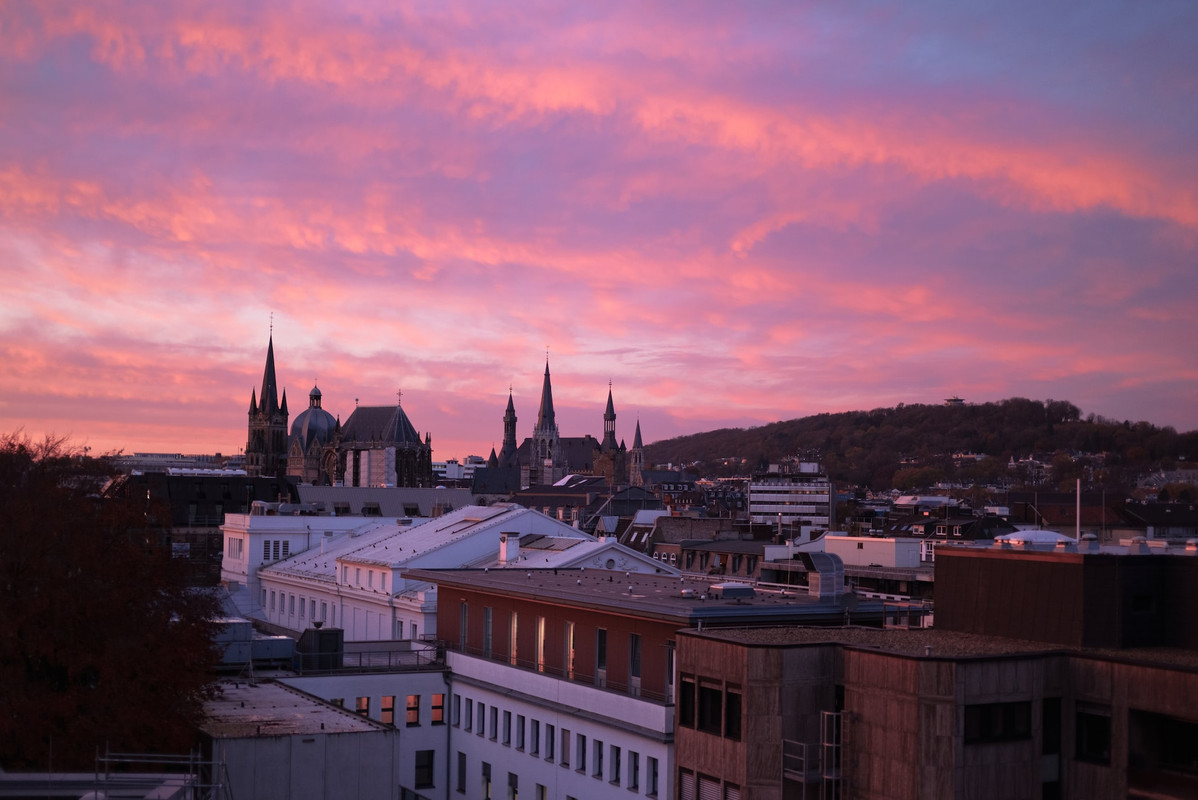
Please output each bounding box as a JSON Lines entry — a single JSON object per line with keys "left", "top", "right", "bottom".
{"left": 2, "top": 1, "right": 1196, "bottom": 461}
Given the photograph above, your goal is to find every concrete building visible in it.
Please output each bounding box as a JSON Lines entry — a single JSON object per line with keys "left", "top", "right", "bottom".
{"left": 748, "top": 462, "right": 834, "bottom": 529}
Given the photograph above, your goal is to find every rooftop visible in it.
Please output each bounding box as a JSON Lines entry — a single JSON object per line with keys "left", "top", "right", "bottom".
{"left": 407, "top": 567, "right": 877, "bottom": 625}
{"left": 201, "top": 680, "right": 389, "bottom": 738}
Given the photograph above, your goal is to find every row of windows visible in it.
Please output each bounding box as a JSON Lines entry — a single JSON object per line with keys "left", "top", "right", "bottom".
{"left": 678, "top": 676, "right": 742, "bottom": 740}
{"left": 340, "top": 564, "right": 388, "bottom": 592}
{"left": 263, "top": 589, "right": 329, "bottom": 624}
{"left": 350, "top": 693, "right": 445, "bottom": 727}
{"left": 451, "top": 693, "right": 659, "bottom": 796}
{"left": 677, "top": 769, "right": 740, "bottom": 800}
{"left": 262, "top": 538, "right": 291, "bottom": 562}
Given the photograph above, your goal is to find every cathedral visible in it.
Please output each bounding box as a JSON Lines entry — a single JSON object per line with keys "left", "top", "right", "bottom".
{"left": 485, "top": 361, "right": 645, "bottom": 490}
{"left": 244, "top": 336, "right": 434, "bottom": 487}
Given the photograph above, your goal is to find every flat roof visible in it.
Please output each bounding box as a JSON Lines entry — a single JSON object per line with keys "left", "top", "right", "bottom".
{"left": 685, "top": 626, "right": 1198, "bottom": 670}
{"left": 406, "top": 568, "right": 880, "bottom": 625}
{"left": 201, "top": 680, "right": 389, "bottom": 738}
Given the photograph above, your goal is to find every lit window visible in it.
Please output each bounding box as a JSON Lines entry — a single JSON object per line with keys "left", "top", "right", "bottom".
{"left": 406, "top": 694, "right": 420, "bottom": 726}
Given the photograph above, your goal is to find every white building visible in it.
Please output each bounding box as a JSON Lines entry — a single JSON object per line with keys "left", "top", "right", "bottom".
{"left": 747, "top": 461, "right": 834, "bottom": 528}
{"left": 224, "top": 503, "right": 677, "bottom": 643}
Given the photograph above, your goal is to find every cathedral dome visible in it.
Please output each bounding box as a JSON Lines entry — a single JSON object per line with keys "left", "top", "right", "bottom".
{"left": 290, "top": 385, "right": 337, "bottom": 449}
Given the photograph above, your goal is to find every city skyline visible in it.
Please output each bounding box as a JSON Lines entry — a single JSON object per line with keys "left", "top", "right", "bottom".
{"left": 2, "top": 2, "right": 1196, "bottom": 459}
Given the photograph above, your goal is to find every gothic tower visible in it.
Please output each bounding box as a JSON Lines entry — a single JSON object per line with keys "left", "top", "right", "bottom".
{"left": 246, "top": 335, "right": 289, "bottom": 477}
{"left": 630, "top": 419, "right": 645, "bottom": 486}
{"left": 529, "top": 361, "right": 562, "bottom": 486}
{"left": 498, "top": 390, "right": 519, "bottom": 467}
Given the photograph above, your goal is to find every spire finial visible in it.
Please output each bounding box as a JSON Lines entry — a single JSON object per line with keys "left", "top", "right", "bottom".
{"left": 270, "top": 311, "right": 273, "bottom": 337}
{"left": 397, "top": 388, "right": 403, "bottom": 406}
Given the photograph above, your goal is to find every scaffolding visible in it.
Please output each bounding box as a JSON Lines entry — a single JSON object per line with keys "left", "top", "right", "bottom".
{"left": 94, "top": 748, "right": 234, "bottom": 800}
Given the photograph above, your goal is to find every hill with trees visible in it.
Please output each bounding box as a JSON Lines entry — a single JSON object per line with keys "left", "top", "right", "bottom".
{"left": 645, "top": 398, "right": 1198, "bottom": 491}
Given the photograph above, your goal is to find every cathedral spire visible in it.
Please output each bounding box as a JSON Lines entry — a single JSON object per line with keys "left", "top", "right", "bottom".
{"left": 601, "top": 383, "right": 618, "bottom": 451}
{"left": 259, "top": 334, "right": 281, "bottom": 415}
{"left": 499, "top": 388, "right": 518, "bottom": 465}
{"left": 536, "top": 360, "right": 556, "bottom": 431}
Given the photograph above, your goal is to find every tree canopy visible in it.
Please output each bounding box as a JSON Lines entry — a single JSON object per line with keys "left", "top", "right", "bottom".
{"left": 0, "top": 433, "right": 221, "bottom": 769}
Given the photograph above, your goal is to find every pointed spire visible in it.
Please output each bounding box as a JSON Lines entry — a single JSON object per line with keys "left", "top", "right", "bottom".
{"left": 601, "top": 384, "right": 618, "bottom": 451}
{"left": 259, "top": 334, "right": 280, "bottom": 414}
{"left": 249, "top": 387, "right": 258, "bottom": 415}
{"left": 536, "top": 360, "right": 556, "bottom": 430}
{"left": 633, "top": 419, "right": 643, "bottom": 449}
{"left": 488, "top": 447, "right": 499, "bottom": 468}
{"left": 280, "top": 388, "right": 288, "bottom": 417}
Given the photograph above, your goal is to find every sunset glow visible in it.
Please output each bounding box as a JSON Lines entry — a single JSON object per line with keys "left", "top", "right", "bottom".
{"left": 2, "top": 1, "right": 1196, "bottom": 459}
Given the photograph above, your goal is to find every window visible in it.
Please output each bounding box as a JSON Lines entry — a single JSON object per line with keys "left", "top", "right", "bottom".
{"left": 509, "top": 612, "right": 519, "bottom": 666}
{"left": 460, "top": 602, "right": 468, "bottom": 650}
{"left": 576, "top": 734, "right": 587, "bottom": 773}
{"left": 381, "top": 695, "right": 395, "bottom": 725}
{"left": 646, "top": 757, "right": 659, "bottom": 797}
{"left": 264, "top": 540, "right": 270, "bottom": 561}
{"left": 355, "top": 696, "right": 370, "bottom": 717}
{"left": 564, "top": 620, "right": 576, "bottom": 679}
{"left": 629, "top": 751, "right": 639, "bottom": 790}
{"left": 432, "top": 693, "right": 445, "bottom": 725}
{"left": 535, "top": 785, "right": 546, "bottom": 800}
{"left": 503, "top": 711, "right": 512, "bottom": 745}
{"left": 320, "top": 601, "right": 327, "bottom": 621}
{"left": 560, "top": 729, "right": 570, "bottom": 767}
{"left": 629, "top": 633, "right": 642, "bottom": 679}
{"left": 355, "top": 567, "right": 360, "bottom": 585}
{"left": 507, "top": 772, "right": 518, "bottom": 800}
{"left": 310, "top": 599, "right": 316, "bottom": 619}
{"left": 457, "top": 751, "right": 466, "bottom": 793}
{"left": 281, "top": 541, "right": 289, "bottom": 558}
{"left": 482, "top": 762, "right": 492, "bottom": 800}
{"left": 530, "top": 719, "right": 540, "bottom": 755}
{"left": 406, "top": 694, "right": 421, "bottom": 726}
{"left": 477, "top": 702, "right": 485, "bottom": 736}
{"left": 679, "top": 676, "right": 696, "bottom": 727}
{"left": 596, "top": 628, "right": 608, "bottom": 672}
{"left": 273, "top": 540, "right": 280, "bottom": 560}
{"left": 465, "top": 699, "right": 474, "bottom": 732}
{"left": 593, "top": 739, "right": 603, "bottom": 778}
{"left": 452, "top": 694, "right": 461, "bottom": 726}
{"left": 516, "top": 714, "right": 525, "bottom": 750}
{"left": 545, "top": 723, "right": 555, "bottom": 761}
{"left": 1076, "top": 705, "right": 1112, "bottom": 764}
{"left": 610, "top": 745, "right": 621, "bottom": 785}
{"left": 964, "top": 701, "right": 1032, "bottom": 744}
{"left": 726, "top": 686, "right": 742, "bottom": 740}
{"left": 261, "top": 588, "right": 267, "bottom": 608}
{"left": 536, "top": 615, "right": 546, "bottom": 672}
{"left": 288, "top": 594, "right": 295, "bottom": 615}
{"left": 299, "top": 596, "right": 305, "bottom": 618}
{"left": 698, "top": 682, "right": 723, "bottom": 734}
{"left": 490, "top": 706, "right": 498, "bottom": 739}
{"left": 415, "top": 750, "right": 434, "bottom": 789}
{"left": 484, "top": 607, "right": 493, "bottom": 656}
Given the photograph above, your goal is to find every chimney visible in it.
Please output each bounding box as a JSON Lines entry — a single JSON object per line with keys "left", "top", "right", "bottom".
{"left": 499, "top": 533, "right": 519, "bottom": 565}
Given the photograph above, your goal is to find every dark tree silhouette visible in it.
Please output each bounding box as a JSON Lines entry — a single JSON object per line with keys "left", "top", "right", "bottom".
{"left": 0, "top": 433, "right": 221, "bottom": 769}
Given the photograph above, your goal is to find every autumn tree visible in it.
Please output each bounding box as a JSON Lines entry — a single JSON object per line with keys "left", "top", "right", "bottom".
{"left": 0, "top": 433, "right": 221, "bottom": 769}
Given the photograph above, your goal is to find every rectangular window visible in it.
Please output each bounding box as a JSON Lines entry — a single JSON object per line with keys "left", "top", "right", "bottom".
{"left": 964, "top": 701, "right": 1032, "bottom": 744}
{"left": 299, "top": 596, "right": 305, "bottom": 618}
{"left": 610, "top": 745, "right": 621, "bottom": 785}
{"left": 477, "top": 702, "right": 485, "bottom": 736}
{"left": 263, "top": 540, "right": 270, "bottom": 561}
{"left": 281, "top": 540, "right": 289, "bottom": 558}
{"left": 536, "top": 785, "right": 546, "bottom": 800}
{"left": 381, "top": 695, "right": 395, "bottom": 725}
{"left": 457, "top": 751, "right": 466, "bottom": 794}
{"left": 564, "top": 620, "right": 576, "bottom": 679}
{"left": 536, "top": 615, "right": 546, "bottom": 672}
{"left": 320, "top": 601, "right": 327, "bottom": 621}
{"left": 460, "top": 601, "right": 468, "bottom": 650}
{"left": 261, "top": 588, "right": 267, "bottom": 608}
{"left": 482, "top": 762, "right": 492, "bottom": 800}
{"left": 516, "top": 714, "right": 525, "bottom": 750}
{"left": 629, "top": 751, "right": 639, "bottom": 790}
{"left": 273, "top": 540, "right": 280, "bottom": 560}
{"left": 646, "top": 757, "right": 659, "bottom": 797}
{"left": 725, "top": 686, "right": 742, "bottom": 740}
{"left": 530, "top": 719, "right": 540, "bottom": 756}
{"left": 288, "top": 594, "right": 295, "bottom": 615}
{"left": 452, "top": 693, "right": 461, "bottom": 727}
{"left": 355, "top": 567, "right": 360, "bottom": 584}
{"left": 545, "top": 723, "right": 555, "bottom": 761}
{"left": 415, "top": 750, "right": 434, "bottom": 789}
{"left": 577, "top": 734, "right": 587, "bottom": 773}
{"left": 269, "top": 590, "right": 276, "bottom": 611}
{"left": 509, "top": 611, "right": 519, "bottom": 666}
{"left": 465, "top": 698, "right": 474, "bottom": 732}
{"left": 355, "top": 696, "right": 370, "bottom": 717}
{"left": 1076, "top": 705, "right": 1112, "bottom": 764}
{"left": 432, "top": 693, "right": 445, "bottom": 725}
{"left": 629, "top": 633, "right": 642, "bottom": 679}
{"left": 310, "top": 599, "right": 316, "bottom": 619}
{"left": 698, "top": 682, "right": 723, "bottom": 734}
{"left": 596, "top": 628, "right": 608, "bottom": 671}
{"left": 507, "top": 772, "right": 518, "bottom": 800}
{"left": 593, "top": 739, "right": 603, "bottom": 778}
{"left": 484, "top": 607, "right": 493, "bottom": 657}
{"left": 679, "top": 676, "right": 696, "bottom": 727}
{"left": 490, "top": 705, "right": 498, "bottom": 739}
{"left": 560, "top": 729, "right": 570, "bottom": 768}
{"left": 503, "top": 710, "right": 512, "bottom": 745}
{"left": 406, "top": 694, "right": 420, "bottom": 726}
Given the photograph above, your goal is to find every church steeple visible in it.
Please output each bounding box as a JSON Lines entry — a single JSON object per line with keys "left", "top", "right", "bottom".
{"left": 601, "top": 384, "right": 618, "bottom": 451}
{"left": 536, "top": 361, "right": 556, "bottom": 431}
{"left": 246, "top": 333, "right": 289, "bottom": 478}
{"left": 499, "top": 389, "right": 518, "bottom": 466}
{"left": 630, "top": 418, "right": 645, "bottom": 487}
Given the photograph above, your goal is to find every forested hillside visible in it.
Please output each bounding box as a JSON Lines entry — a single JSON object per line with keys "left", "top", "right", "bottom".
{"left": 645, "top": 398, "right": 1198, "bottom": 490}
